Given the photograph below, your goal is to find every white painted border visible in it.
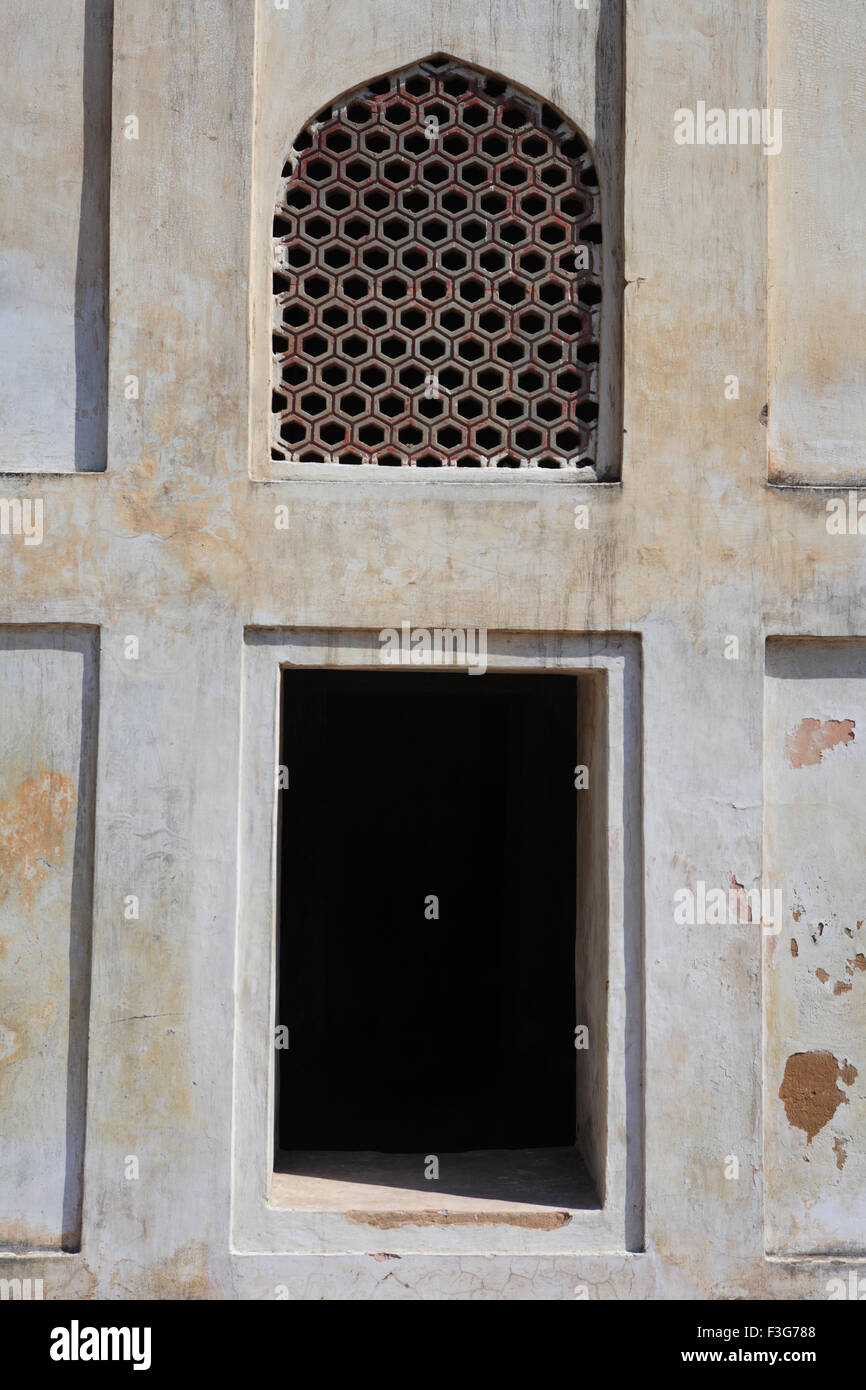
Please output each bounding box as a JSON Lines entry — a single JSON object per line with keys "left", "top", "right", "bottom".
{"left": 249, "top": 0, "right": 623, "bottom": 486}
{"left": 232, "top": 629, "right": 642, "bottom": 1255}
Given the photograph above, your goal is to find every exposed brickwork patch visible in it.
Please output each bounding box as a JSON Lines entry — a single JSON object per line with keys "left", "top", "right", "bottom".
{"left": 778, "top": 1051, "right": 857, "bottom": 1143}
{"left": 785, "top": 718, "right": 855, "bottom": 768}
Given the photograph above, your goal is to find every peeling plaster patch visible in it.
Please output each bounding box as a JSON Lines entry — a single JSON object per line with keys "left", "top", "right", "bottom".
{"left": 851, "top": 953, "right": 866, "bottom": 972}
{"left": 369, "top": 1252, "right": 401, "bottom": 1261}
{"left": 833, "top": 1136, "right": 848, "bottom": 1171}
{"left": 778, "top": 1052, "right": 858, "bottom": 1143}
{"left": 816, "top": 968, "right": 829, "bottom": 984}
{"left": 833, "top": 980, "right": 852, "bottom": 995}
{"left": 791, "top": 938, "right": 799, "bottom": 957}
{"left": 346, "top": 1209, "right": 572, "bottom": 1230}
{"left": 0, "top": 767, "right": 76, "bottom": 910}
{"left": 785, "top": 718, "right": 855, "bottom": 768}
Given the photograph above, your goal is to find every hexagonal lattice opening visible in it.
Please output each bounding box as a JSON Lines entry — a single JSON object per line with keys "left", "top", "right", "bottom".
{"left": 439, "top": 366, "right": 465, "bottom": 392}
{"left": 361, "top": 246, "right": 392, "bottom": 273}
{"left": 381, "top": 276, "right": 409, "bottom": 302}
{"left": 401, "top": 247, "right": 429, "bottom": 273}
{"left": 399, "top": 307, "right": 427, "bottom": 333}
{"left": 320, "top": 304, "right": 350, "bottom": 331}
{"left": 419, "top": 275, "right": 448, "bottom": 303}
{"left": 364, "top": 131, "right": 392, "bottom": 156}
{"left": 272, "top": 56, "right": 602, "bottom": 468}
{"left": 439, "top": 190, "right": 470, "bottom": 216}
{"left": 442, "top": 132, "right": 470, "bottom": 158}
{"left": 339, "top": 391, "right": 368, "bottom": 418}
{"left": 321, "top": 363, "right": 348, "bottom": 388}
{"left": 379, "top": 393, "right": 407, "bottom": 419}
{"left": 475, "top": 367, "right": 504, "bottom": 393}
{"left": 360, "top": 305, "right": 390, "bottom": 332}
{"left": 360, "top": 364, "right": 388, "bottom": 389}
{"left": 398, "top": 365, "right": 426, "bottom": 391}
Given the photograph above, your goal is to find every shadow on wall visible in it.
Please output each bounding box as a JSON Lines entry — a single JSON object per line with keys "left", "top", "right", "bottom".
{"left": 74, "top": 0, "right": 112, "bottom": 471}
{"left": 594, "top": 0, "right": 624, "bottom": 484}
{"left": 63, "top": 630, "right": 99, "bottom": 1248}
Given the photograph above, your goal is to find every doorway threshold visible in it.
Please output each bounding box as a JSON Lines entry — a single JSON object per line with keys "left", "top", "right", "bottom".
{"left": 271, "top": 1146, "right": 600, "bottom": 1224}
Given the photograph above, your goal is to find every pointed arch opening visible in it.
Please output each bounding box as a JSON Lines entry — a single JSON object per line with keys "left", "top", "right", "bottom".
{"left": 271, "top": 55, "right": 603, "bottom": 472}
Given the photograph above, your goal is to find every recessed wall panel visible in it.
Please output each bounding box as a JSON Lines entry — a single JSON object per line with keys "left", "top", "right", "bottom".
{"left": 768, "top": 2, "right": 866, "bottom": 483}
{"left": 0, "top": 629, "right": 98, "bottom": 1251}
{"left": 0, "top": 1, "right": 112, "bottom": 472}
{"left": 765, "top": 640, "right": 866, "bottom": 1254}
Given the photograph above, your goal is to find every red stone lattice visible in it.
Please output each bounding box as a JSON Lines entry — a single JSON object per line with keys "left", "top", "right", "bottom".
{"left": 272, "top": 56, "right": 601, "bottom": 470}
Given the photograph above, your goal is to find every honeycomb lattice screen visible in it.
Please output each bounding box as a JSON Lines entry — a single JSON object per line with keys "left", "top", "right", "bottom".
{"left": 272, "top": 55, "right": 602, "bottom": 471}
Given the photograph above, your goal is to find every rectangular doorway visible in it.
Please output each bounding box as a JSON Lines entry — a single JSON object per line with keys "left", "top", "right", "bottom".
{"left": 276, "top": 668, "right": 591, "bottom": 1206}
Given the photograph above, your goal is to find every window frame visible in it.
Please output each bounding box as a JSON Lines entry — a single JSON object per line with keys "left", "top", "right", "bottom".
{"left": 232, "top": 628, "right": 643, "bottom": 1255}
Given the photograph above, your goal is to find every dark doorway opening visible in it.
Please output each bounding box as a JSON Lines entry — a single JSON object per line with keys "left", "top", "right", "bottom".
{"left": 277, "top": 669, "right": 577, "bottom": 1156}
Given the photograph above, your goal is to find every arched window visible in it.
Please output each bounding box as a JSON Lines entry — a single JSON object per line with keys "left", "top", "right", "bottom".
{"left": 272, "top": 56, "right": 601, "bottom": 471}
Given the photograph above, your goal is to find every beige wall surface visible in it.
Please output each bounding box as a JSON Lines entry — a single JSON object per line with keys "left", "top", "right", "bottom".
{"left": 0, "top": 629, "right": 97, "bottom": 1253}
{"left": 768, "top": 0, "right": 866, "bottom": 483}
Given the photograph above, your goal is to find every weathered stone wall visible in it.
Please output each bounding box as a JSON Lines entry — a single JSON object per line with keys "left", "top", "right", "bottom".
{"left": 0, "top": 0, "right": 864, "bottom": 1298}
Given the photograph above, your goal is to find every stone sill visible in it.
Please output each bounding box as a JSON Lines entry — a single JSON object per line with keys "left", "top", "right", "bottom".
{"left": 270, "top": 1147, "right": 599, "bottom": 1229}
